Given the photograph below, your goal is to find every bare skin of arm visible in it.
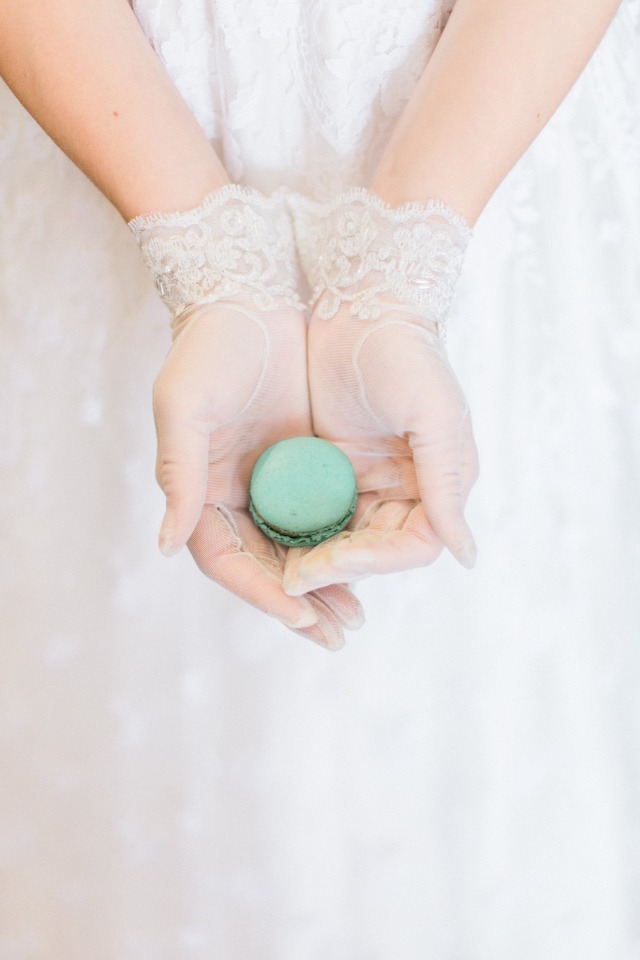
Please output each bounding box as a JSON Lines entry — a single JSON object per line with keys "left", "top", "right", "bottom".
{"left": 369, "top": 0, "right": 622, "bottom": 225}
{"left": 0, "top": 0, "right": 229, "bottom": 220}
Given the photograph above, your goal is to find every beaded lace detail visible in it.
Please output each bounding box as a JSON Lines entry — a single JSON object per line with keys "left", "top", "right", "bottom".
{"left": 128, "top": 184, "right": 304, "bottom": 316}
{"left": 288, "top": 187, "right": 471, "bottom": 341}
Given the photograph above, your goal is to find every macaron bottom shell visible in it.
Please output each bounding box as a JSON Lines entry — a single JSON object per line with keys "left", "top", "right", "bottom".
{"left": 249, "top": 490, "right": 358, "bottom": 547}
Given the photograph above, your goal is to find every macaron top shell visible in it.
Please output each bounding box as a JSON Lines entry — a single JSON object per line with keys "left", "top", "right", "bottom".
{"left": 249, "top": 437, "right": 357, "bottom": 543}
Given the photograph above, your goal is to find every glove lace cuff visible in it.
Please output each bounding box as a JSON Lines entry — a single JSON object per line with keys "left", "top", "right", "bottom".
{"left": 128, "top": 184, "right": 304, "bottom": 317}
{"left": 288, "top": 187, "right": 472, "bottom": 341}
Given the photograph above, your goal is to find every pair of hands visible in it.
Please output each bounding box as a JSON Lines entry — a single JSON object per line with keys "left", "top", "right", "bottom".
{"left": 133, "top": 186, "right": 479, "bottom": 651}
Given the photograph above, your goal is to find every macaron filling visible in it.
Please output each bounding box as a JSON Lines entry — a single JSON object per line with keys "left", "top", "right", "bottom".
{"left": 249, "top": 489, "right": 358, "bottom": 547}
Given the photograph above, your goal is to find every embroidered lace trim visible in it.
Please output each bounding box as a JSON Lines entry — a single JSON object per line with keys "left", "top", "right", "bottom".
{"left": 288, "top": 187, "right": 472, "bottom": 341}
{"left": 128, "top": 184, "right": 304, "bottom": 316}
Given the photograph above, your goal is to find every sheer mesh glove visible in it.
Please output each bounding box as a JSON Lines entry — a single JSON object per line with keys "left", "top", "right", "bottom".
{"left": 282, "top": 187, "right": 480, "bottom": 596}
{"left": 128, "top": 185, "right": 364, "bottom": 650}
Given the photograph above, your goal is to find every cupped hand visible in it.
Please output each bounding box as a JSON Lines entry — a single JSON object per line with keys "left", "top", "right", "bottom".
{"left": 153, "top": 294, "right": 364, "bottom": 650}
{"left": 282, "top": 187, "right": 480, "bottom": 596}
{"left": 283, "top": 303, "right": 479, "bottom": 596}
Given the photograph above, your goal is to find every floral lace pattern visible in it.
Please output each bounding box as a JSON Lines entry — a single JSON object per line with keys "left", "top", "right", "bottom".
{"left": 132, "top": 0, "right": 452, "bottom": 196}
{"left": 289, "top": 187, "right": 471, "bottom": 341}
{"left": 128, "top": 184, "right": 304, "bottom": 316}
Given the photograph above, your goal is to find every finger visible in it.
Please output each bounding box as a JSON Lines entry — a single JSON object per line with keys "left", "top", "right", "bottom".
{"left": 189, "top": 505, "right": 319, "bottom": 629}
{"left": 311, "top": 582, "right": 366, "bottom": 630}
{"left": 283, "top": 540, "right": 366, "bottom": 631}
{"left": 287, "top": 621, "right": 345, "bottom": 652}
{"left": 460, "top": 406, "right": 481, "bottom": 499}
{"left": 235, "top": 511, "right": 363, "bottom": 649}
{"left": 408, "top": 407, "right": 478, "bottom": 569}
{"left": 283, "top": 501, "right": 444, "bottom": 594}
{"left": 287, "top": 590, "right": 348, "bottom": 652}
{"left": 153, "top": 399, "right": 210, "bottom": 556}
{"left": 356, "top": 495, "right": 414, "bottom": 532}
{"left": 356, "top": 454, "right": 420, "bottom": 501}
{"left": 284, "top": 547, "right": 366, "bottom": 627}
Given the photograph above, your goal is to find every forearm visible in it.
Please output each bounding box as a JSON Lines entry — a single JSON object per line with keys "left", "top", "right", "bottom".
{"left": 0, "top": 0, "right": 229, "bottom": 220}
{"left": 369, "top": 0, "right": 621, "bottom": 224}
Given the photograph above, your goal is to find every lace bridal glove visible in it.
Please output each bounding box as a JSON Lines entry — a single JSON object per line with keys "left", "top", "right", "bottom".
{"left": 283, "top": 187, "right": 480, "bottom": 595}
{"left": 128, "top": 185, "right": 364, "bottom": 650}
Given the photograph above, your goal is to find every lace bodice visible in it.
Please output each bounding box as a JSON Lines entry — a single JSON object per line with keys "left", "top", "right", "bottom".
{"left": 131, "top": 0, "right": 456, "bottom": 197}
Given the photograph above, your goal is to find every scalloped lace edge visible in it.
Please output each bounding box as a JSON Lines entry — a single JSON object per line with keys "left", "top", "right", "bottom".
{"left": 286, "top": 187, "right": 473, "bottom": 240}
{"left": 128, "top": 184, "right": 291, "bottom": 235}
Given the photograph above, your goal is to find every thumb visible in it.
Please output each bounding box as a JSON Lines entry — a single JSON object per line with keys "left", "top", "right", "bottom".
{"left": 409, "top": 413, "right": 477, "bottom": 570}
{"left": 154, "top": 407, "right": 210, "bottom": 556}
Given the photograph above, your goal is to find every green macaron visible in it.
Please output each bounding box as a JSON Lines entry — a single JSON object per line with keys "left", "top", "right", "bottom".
{"left": 249, "top": 437, "right": 358, "bottom": 547}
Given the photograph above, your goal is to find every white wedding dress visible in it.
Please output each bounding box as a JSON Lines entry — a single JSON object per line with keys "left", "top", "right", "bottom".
{"left": 1, "top": 1, "right": 640, "bottom": 957}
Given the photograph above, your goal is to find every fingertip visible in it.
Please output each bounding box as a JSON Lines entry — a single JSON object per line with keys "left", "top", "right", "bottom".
{"left": 287, "top": 620, "right": 346, "bottom": 652}
{"left": 159, "top": 502, "right": 201, "bottom": 557}
{"left": 315, "top": 627, "right": 346, "bottom": 652}
{"left": 453, "top": 534, "right": 477, "bottom": 569}
{"left": 326, "top": 635, "right": 346, "bottom": 652}
{"left": 159, "top": 528, "right": 179, "bottom": 557}
{"left": 335, "top": 602, "right": 365, "bottom": 631}
{"left": 313, "top": 584, "right": 366, "bottom": 631}
{"left": 159, "top": 537, "right": 184, "bottom": 558}
{"left": 282, "top": 572, "right": 313, "bottom": 596}
{"left": 281, "top": 600, "right": 319, "bottom": 629}
{"left": 426, "top": 508, "right": 476, "bottom": 571}
{"left": 346, "top": 606, "right": 366, "bottom": 630}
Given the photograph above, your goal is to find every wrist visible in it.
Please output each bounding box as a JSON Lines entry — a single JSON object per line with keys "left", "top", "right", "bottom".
{"left": 368, "top": 158, "right": 482, "bottom": 228}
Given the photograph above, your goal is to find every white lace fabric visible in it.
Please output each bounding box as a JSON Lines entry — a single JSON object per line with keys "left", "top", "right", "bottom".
{"left": 288, "top": 187, "right": 472, "bottom": 342}
{"left": 128, "top": 184, "right": 304, "bottom": 318}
